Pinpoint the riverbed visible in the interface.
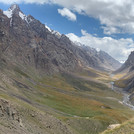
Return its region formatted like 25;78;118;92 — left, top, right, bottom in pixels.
110;81;134;110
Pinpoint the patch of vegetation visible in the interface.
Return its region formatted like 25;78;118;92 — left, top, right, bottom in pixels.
67;118;110;134
114;79;126;88
62;73;109;91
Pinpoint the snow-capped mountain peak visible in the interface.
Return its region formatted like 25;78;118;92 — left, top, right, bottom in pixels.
3;4;21;18
9;4;20;12
3;4;31;25
3;8;13;18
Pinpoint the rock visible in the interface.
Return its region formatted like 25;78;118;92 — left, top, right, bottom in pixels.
19;118;24;127
0;31;5;36
11;111;16;120
17;117;24;127
107;124;120;130
31;113;35;117
0;99;11;118
46;125;51;129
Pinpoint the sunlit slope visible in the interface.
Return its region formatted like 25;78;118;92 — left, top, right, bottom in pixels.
101;118;134;134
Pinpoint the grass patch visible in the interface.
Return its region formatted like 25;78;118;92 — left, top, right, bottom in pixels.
62;73;109;91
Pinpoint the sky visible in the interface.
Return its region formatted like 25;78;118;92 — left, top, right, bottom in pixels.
0;0;134;63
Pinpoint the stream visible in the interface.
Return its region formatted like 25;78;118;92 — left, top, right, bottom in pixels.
110;81;134;110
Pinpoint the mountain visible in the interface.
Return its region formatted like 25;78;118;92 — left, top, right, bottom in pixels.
1;5;78;74
115;51;134;74
0;4;131;134
72;44;121;71
114;51;134;101
0;4;121;75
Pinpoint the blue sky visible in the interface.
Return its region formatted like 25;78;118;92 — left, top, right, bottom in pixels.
0;0;134;62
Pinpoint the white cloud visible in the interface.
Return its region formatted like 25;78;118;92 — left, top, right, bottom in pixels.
66;30;134;62
53;0;134;34
1;0;134;34
0;0;49;4
58;8;76;21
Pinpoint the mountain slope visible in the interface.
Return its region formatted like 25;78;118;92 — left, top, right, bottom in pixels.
74;45;121;71
114;51;134;92
0;4;121;74
115;51;134;74
101;118;134;134
1;5;79;74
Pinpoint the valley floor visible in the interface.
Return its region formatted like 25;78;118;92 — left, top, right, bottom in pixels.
0;67;134;134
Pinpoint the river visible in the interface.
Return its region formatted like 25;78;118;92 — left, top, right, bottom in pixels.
110;81;134;110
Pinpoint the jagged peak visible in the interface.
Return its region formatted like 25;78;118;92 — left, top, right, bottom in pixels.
9;4;20;12
3;4;22;18
3;4;30;25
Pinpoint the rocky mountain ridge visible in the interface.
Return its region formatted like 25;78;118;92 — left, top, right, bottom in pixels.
0;4;121;74
117;51;134;73
114;51;134;95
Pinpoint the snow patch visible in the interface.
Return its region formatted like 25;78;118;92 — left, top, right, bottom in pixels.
19;12;25;20
4;9;30;25
52;30;61;39
45;25;52;32
25;15;34;24
3;9;12;18
45;25;62;39
74;41;83;46
24;17;28;24
10;18;13;27
96;48;100;52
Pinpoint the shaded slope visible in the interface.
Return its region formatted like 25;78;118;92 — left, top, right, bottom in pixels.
114;51;134;93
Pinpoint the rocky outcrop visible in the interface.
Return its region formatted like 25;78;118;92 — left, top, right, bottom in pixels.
107;124;120;130
0;99;23;127
0;98;74;134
